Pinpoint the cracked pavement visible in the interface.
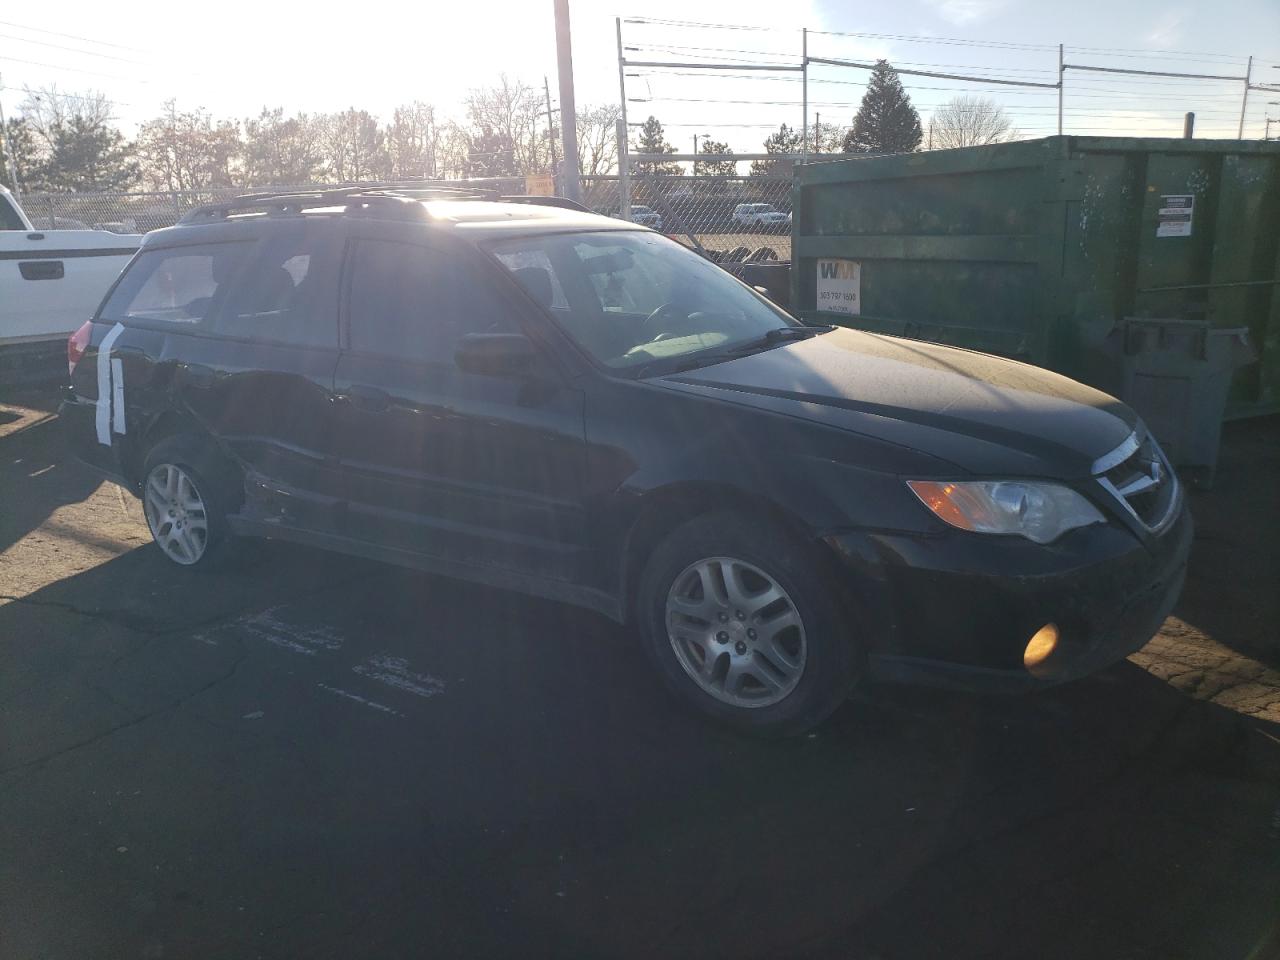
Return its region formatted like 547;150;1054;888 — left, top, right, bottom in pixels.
2;390;1278;960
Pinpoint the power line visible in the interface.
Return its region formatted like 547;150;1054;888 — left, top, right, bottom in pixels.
627;43;799;61
0;31;158;67
0;54;152;84
623;17;778;32
0;83;132;107
0;18;149;53
809;29;1057;52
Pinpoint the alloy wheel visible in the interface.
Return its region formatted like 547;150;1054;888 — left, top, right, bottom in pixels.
665;556;807;708
143;463;209;565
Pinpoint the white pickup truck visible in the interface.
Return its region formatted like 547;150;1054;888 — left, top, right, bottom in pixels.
2;184;141;380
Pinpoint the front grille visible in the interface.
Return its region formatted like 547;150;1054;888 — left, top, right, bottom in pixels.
1094;431;1179;531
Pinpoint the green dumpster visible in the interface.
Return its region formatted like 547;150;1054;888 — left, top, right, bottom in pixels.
791;136;1280;423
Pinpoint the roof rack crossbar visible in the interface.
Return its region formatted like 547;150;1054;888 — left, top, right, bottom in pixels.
178;183;505;224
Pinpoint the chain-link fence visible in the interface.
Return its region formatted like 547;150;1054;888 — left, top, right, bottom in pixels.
588;174;792;263
17;171;793;261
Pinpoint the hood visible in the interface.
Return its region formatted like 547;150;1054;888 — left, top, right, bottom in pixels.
655;328;1136;478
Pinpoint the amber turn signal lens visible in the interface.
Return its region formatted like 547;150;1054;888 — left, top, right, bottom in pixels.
1024;623;1060;671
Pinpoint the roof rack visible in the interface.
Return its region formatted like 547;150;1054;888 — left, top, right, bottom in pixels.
178;183;502;225
500;195;589;213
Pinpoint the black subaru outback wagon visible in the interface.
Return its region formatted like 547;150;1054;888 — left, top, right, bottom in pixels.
64;187;1191;734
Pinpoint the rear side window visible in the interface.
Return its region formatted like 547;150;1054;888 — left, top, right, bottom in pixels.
100;242;251;325
212;226;342;347
347;239;518;362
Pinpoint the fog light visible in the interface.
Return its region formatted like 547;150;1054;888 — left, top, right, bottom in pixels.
1024;623;1059;671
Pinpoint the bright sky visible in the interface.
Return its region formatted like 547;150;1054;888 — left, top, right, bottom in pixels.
1;0;1277;155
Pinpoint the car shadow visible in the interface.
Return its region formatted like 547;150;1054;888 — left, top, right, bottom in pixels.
0;404;108;559
2;538;1277;960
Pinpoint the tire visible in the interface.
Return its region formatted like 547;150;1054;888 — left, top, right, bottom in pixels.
636;512;862;736
140;434;241;570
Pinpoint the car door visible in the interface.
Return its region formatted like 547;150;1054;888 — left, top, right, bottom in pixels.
331;222;589;582
97;221;346;532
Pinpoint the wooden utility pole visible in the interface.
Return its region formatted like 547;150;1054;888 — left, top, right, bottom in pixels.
553;0;581;202
543;76;558;169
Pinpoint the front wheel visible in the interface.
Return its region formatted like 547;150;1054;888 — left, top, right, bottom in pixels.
636;512;862;735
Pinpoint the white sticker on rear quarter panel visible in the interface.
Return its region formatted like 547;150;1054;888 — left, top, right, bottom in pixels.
111;358;126;435
95;322;125;445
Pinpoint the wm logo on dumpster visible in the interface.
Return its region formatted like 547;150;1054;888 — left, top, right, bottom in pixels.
819;261;859;280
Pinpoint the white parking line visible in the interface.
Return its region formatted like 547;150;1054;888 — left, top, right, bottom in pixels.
316;683;404;718
353;654;445;699
237;607;344;656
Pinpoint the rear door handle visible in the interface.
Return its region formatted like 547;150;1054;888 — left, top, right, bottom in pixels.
19;260;64;281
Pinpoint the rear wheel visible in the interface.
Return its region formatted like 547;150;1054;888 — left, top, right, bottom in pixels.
637;512;861;735
141;435;239;569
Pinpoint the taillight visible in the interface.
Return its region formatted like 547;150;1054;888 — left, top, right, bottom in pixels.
68;320;92;378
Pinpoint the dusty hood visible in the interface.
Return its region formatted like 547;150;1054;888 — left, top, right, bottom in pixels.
656;328;1136;478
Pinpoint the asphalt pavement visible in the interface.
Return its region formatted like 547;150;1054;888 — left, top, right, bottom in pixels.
2;389;1278;960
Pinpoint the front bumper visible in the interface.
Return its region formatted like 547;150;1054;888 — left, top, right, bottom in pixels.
824;502;1192;693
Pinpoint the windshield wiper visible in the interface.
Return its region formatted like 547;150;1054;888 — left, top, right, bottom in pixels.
630;325;833;380
722;324;830;357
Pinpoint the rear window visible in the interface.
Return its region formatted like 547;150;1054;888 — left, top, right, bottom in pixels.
100;242;251;326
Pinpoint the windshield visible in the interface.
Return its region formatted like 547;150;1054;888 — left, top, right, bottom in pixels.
488;230;797;374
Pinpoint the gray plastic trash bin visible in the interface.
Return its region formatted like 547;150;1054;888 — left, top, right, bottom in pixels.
1118;317;1256;488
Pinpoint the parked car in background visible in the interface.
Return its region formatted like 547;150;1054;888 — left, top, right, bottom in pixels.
0;184;142;381
733;203;789;229
629;204;663;229
65;188;1190;736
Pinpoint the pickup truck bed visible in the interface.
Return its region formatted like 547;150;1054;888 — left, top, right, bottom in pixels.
1;185;140;384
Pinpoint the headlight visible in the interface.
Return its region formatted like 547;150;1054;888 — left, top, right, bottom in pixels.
907;480;1105;544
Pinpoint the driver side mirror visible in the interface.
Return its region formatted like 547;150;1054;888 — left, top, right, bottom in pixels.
455;332;536;377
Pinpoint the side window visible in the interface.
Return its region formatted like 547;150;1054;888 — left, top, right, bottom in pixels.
99;242;251;326
347;239;518;362
212;225;342;348
0;195;26;230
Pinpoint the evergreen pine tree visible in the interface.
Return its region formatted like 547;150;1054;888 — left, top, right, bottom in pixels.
842;61;923;155
634;116;681;176
750;123;802;177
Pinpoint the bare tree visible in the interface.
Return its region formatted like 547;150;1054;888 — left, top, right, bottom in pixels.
18;85;137;191
136;100;240;191
928;96;1015;150
386;102;439;180
242;107;323;186
435;121;472;180
575;104;621;175
807;119;845;155
319;109;389;182
465;76;549;175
